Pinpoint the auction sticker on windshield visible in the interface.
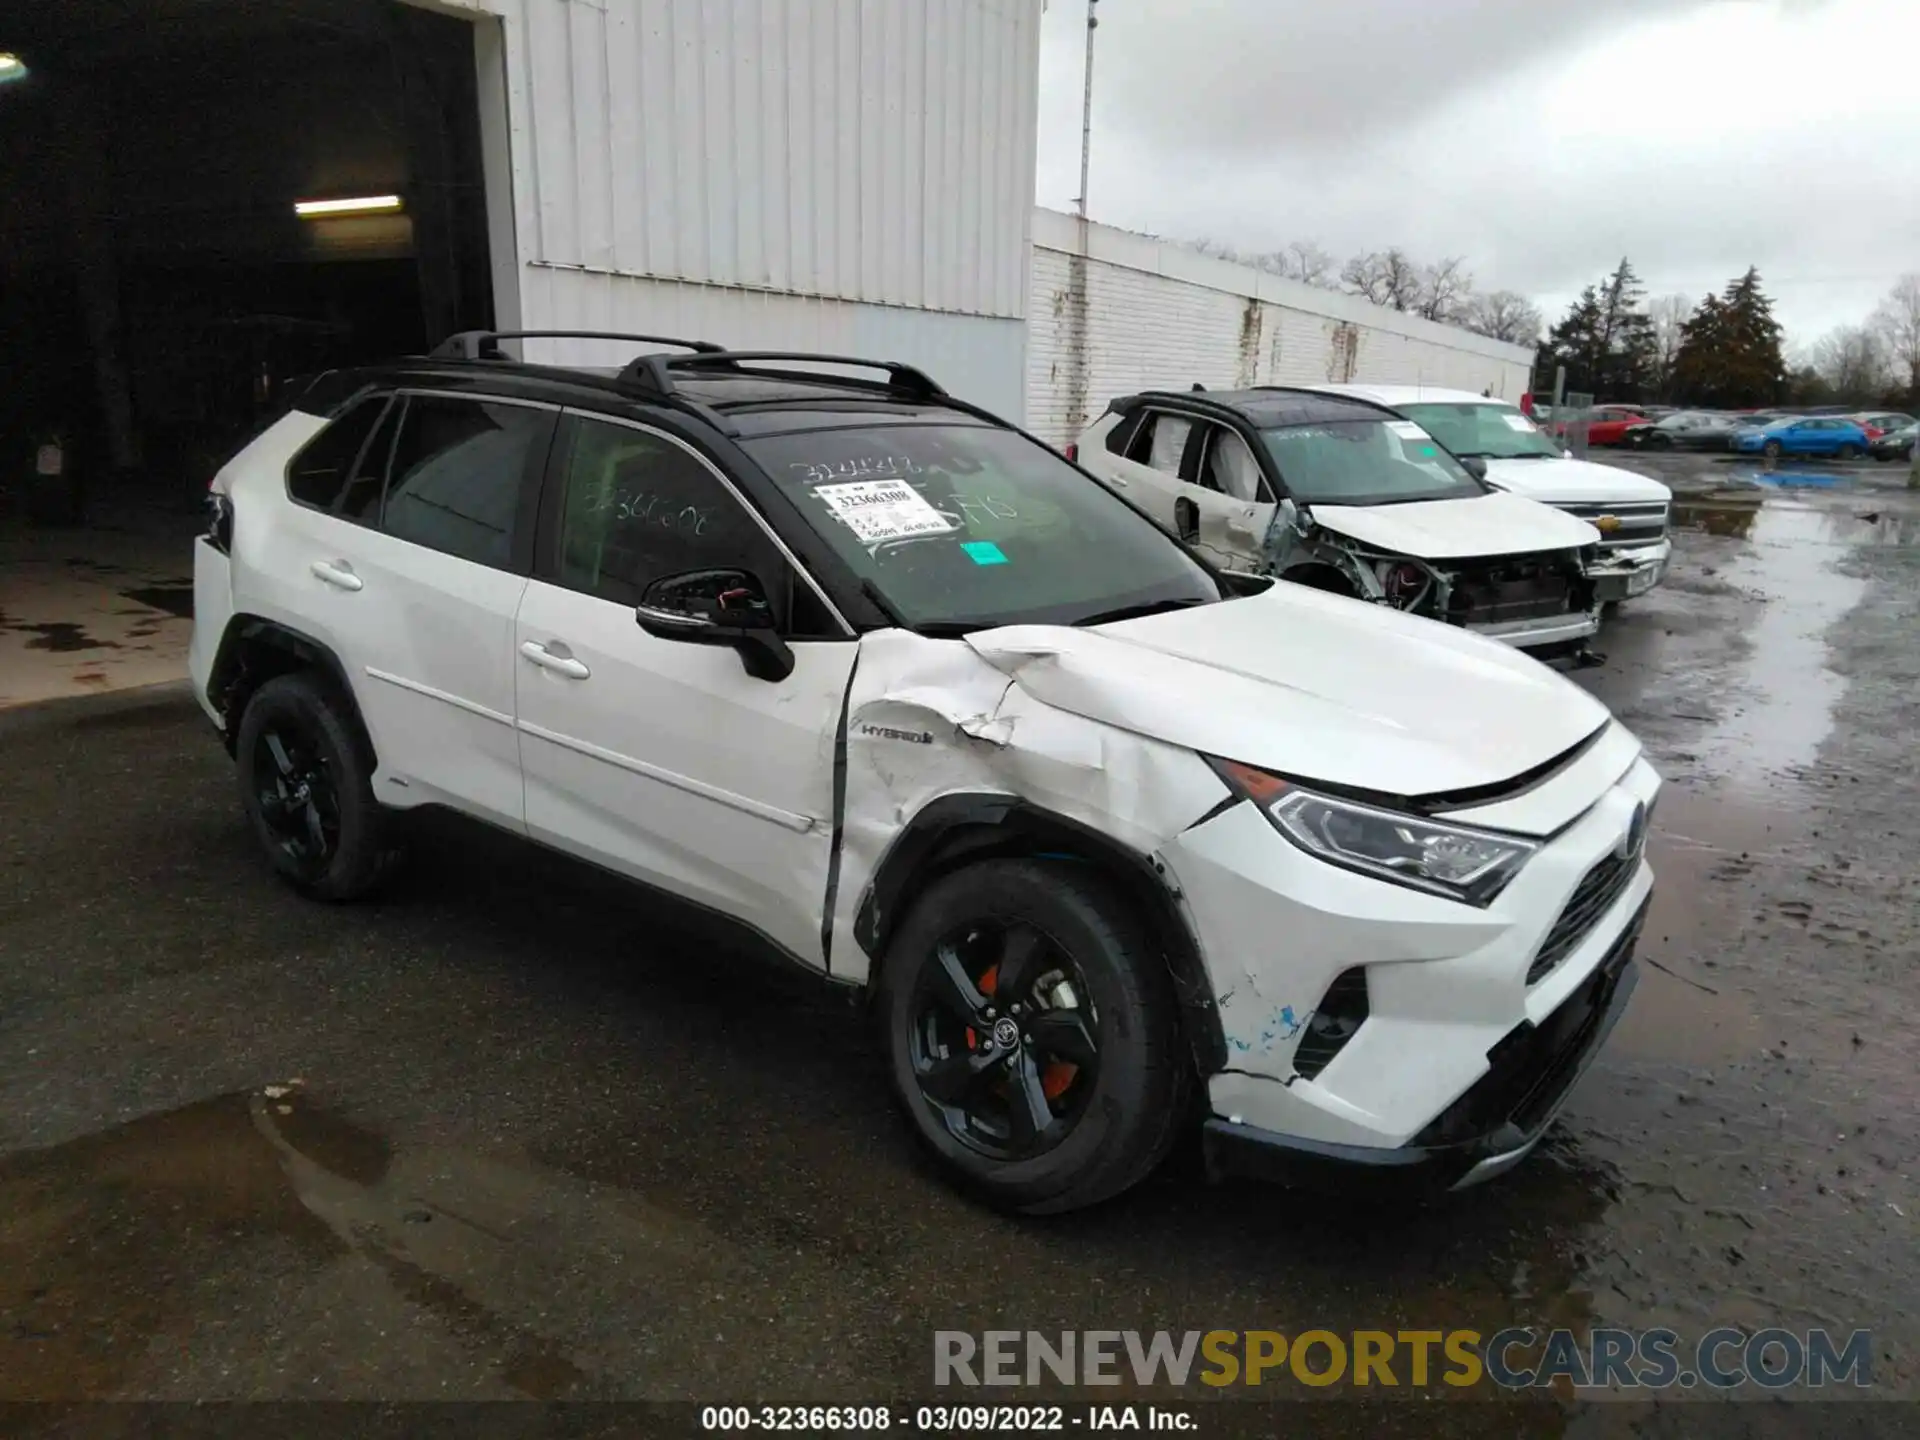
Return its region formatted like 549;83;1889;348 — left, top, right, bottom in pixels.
1387;421;1431;440
814;479;955;543
1502;413;1537;432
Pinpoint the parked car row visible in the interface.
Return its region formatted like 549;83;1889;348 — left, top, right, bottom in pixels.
191;335;1659;1214
1074;384;1672;665
1623;407;1914;457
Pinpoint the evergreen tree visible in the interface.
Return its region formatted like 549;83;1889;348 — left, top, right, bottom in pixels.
1671;269;1787;407
1537;287;1605;396
1593;259;1657;400
1536;260;1657;401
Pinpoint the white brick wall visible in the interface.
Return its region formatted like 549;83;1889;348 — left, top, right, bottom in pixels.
1025;209;1536;448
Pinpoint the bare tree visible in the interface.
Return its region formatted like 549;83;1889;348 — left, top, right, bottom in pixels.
1190;237;1243;264
1282;240;1337;290
1870;273;1920;396
1812;324;1892;401
1341;248;1423;311
1648;294;1691;399
1462;291;1545;346
1416;257;1474;323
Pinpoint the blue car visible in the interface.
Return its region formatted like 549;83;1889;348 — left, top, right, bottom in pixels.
1731;416;1871;460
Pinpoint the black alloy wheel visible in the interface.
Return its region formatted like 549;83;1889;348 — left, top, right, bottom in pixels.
905;919;1101;1161
252;722;340;882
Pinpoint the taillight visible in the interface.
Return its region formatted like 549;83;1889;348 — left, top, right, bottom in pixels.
1064;443;1079;463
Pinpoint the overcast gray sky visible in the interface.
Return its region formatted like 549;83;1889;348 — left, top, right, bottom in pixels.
1034;0;1919;346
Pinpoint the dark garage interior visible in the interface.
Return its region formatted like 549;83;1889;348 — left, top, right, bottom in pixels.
0;0;496;525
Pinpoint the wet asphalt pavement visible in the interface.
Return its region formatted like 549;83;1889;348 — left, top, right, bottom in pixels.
0;453;1915;1435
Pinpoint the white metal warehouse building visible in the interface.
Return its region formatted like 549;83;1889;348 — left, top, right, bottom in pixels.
1024;208;1535;449
454;0;1042;419
2;0;1531;501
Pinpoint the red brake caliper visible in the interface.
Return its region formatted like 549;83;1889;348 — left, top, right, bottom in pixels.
969;963;1077;1099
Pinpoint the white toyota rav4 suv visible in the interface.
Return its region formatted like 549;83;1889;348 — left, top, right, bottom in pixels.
1312;384;1674;606
191;334;1658;1214
1075;388;1610;663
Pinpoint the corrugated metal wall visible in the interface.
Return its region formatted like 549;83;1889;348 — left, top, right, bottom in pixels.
1026;209;1536;448
449;0;1040;417
475;0;1037;318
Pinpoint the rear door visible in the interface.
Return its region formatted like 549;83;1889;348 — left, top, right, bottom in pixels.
343;391;556;829
1092;407;1196;537
511;411;858;969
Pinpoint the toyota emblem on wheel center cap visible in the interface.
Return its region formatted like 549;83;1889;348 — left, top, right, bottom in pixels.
992;1017;1020;1049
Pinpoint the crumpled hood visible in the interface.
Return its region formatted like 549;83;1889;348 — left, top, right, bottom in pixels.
1309;490;1600;559
963;583;1611;804
1485;456;1673;506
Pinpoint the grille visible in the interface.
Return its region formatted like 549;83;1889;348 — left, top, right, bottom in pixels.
1445;555;1578;626
1528;845;1640;985
1416;898;1647;1148
1553;501;1670;550
1292;968;1369;1080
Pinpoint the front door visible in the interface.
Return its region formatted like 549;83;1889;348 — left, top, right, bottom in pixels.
513;412;858;969
1185;422;1276;571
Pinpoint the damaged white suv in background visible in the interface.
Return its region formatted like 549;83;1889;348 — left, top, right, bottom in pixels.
1075;387;1609;664
1313;384;1674;607
191;336;1658;1215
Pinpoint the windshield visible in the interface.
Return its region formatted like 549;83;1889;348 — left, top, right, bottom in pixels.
1258;417;1489;505
1393;402;1561;461
743;423;1220;633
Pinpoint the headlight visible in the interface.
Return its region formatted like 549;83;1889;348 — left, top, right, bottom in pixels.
1209;759;1539;907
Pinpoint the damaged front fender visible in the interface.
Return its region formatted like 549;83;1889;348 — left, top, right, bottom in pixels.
828;630;1237;1073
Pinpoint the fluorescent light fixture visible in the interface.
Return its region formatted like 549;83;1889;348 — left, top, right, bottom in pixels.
294;194;403;218
0;52;27;84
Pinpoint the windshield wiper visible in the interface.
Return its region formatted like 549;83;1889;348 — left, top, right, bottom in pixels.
1073;597;1211;628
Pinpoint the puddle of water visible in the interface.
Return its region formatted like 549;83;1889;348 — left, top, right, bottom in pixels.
1670;491;1763;539
10;622;120;654
1687;499;1869;786
0;1094;343;1401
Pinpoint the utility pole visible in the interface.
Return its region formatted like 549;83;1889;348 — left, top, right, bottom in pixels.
1075;0;1099;219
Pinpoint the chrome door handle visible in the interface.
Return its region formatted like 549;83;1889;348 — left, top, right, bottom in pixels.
520;640;590;680
311;559;363;591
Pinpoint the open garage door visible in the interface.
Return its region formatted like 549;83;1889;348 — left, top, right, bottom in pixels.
0;0;499;522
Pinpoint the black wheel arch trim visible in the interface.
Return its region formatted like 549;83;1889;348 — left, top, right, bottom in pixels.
856;792;1229;1076
206;616;372;763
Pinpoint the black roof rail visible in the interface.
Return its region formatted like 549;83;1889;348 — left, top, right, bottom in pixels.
616;350;949;402
429;330;726;361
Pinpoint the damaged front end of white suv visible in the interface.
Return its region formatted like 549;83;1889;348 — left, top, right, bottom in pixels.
1259;493;1606;664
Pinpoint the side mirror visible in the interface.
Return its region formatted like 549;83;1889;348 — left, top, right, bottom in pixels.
1174;497;1200;543
636;568;795;683
1459;455;1489;481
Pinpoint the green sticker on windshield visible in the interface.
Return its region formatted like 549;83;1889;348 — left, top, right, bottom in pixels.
961;540;1009;566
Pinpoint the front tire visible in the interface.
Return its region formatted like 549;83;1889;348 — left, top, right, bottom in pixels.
874;859;1191;1214
235;672;392;901
1837;443;1861;460
1762;439;1783;459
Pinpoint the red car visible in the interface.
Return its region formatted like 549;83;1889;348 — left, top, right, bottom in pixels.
1563;405;1651;447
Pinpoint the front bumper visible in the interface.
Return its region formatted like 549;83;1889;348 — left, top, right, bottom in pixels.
1159;733;1659;1183
1202;899;1644;1196
1466;609;1601;650
1588;538;1671;603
